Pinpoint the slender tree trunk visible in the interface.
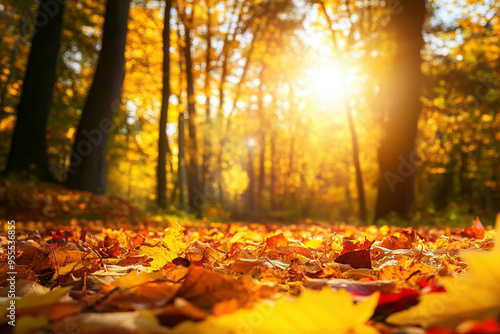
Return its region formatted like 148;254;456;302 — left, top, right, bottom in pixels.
270;130;277;211
319;0;369;222
126;124;133;198
346;103;367;222
174;18;187;207
216;146;225;206
215;0;241;120
216;25;260;207
284;131;295;208
157;0;172;209
257;67;266;213
375;0;426;220
182;11;203;217
177;107;188;206
245;147;256;219
201;1;212;199
343;158;354;217
67;0;130;193
5;0;65;179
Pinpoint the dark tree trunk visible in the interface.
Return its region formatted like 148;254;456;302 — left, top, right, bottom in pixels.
257;67;266;213
157;0;172;209
343;158;354;218
67;0;130;193
245;147;256;219
5;0;65;179
286;135;295;200
201;1;212;198
374;0;426;220
177;107;188;206
346;104;367;222
182;12;203;217
173;18;187;207
270;131;277;211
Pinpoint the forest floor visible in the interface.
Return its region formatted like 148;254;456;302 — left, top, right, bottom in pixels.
1;179;499;334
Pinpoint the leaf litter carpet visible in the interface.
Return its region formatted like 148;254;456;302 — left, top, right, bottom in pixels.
1;217;500;334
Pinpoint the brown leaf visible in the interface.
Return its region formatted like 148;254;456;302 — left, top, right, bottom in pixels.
335;249;372;269
175;266;252;312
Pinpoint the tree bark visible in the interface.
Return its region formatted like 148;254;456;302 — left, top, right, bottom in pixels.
157;0;172;209
257;67;266;213
201;1;212;200
67;0;130;193
216;24;260;206
5;0;65;179
270;130;277;211
245;146;256;219
318;0;369;222
374;0;426;220
173;17;187;207
346;103;367;222
181;10;203;218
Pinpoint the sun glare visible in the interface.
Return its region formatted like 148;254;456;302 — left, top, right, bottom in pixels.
310;64;348;105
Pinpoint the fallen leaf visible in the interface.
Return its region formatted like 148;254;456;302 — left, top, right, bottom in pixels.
387;222;500;328
305;278;394;295
335;248;372;269
171;288;379;334
52;310;170;334
111;270;165;289
264;233;289;251
16;315;49;334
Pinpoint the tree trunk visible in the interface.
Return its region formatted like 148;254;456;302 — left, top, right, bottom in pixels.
256;67;266;213
270;130;277;211
346;103;367;222
374;0;426;220
157;0;172;209
67;0;130;193
201;1;212;200
216;25;260;206
177;106;188;207
182;11;203;218
245;147;256;219
5;0;65;179
318;0;369;222
173;18;187;207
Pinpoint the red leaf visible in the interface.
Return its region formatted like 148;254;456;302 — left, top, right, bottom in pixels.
462;217;485;239
264;233;289;251
375;289;420;317
466;318;500;334
334;249;372;269
340;238;373;255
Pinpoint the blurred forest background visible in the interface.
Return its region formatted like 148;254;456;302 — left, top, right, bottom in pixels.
0;0;498;225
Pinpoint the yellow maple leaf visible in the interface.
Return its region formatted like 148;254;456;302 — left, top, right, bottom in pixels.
304;237;323;249
140;246;177;271
387;220;500;328
171;289;379;334
163;222;188;256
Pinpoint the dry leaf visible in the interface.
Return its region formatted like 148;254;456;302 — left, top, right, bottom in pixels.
387;222;500;327
171;288;379;334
